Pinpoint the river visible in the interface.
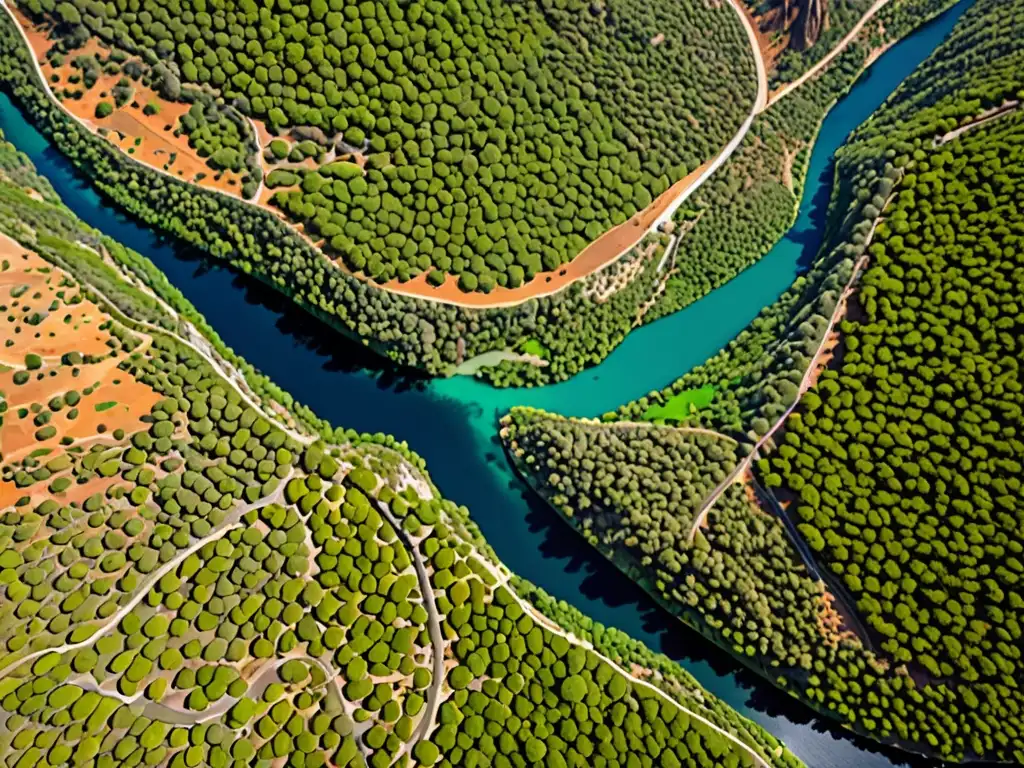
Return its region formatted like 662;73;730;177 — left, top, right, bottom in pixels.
0;2;978;765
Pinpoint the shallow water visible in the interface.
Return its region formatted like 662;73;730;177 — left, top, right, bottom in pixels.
0;3;979;764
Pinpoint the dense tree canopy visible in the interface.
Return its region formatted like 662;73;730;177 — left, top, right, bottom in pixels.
502;0;1024;761
0;126;802;768
18;0;755;290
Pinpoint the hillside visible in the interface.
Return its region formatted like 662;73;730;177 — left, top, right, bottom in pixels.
0;134;804;768
501;0;1024;760
10;0;755;293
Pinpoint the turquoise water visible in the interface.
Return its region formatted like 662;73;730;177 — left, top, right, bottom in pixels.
0;3;976;764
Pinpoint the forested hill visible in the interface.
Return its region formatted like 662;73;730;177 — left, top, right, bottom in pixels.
502;0;1024;761
0;133;805;768
13;0;755;292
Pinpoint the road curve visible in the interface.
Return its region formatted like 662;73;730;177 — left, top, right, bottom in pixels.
0;0;768;312
651;0;768;231
355;0;770;309
765;0;894;110
0;521;236;680
367;494;446;754
685;256;871;542
686;192;896;542
0;475;292;681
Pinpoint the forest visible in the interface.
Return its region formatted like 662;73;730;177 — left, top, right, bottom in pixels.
1;0;975;387
480;0;967;387
502;0;1024;761
0;131;802;767
15;0;755;292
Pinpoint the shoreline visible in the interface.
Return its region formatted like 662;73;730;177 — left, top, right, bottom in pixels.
4;0;762;310
497;426;993;765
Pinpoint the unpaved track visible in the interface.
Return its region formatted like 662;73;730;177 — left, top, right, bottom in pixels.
367;494;445;755
0;0;768;311
470;548;773;767
0;479;290;681
935;100;1019;145
362;0;769;309
765;0;894;110
686;191;897;542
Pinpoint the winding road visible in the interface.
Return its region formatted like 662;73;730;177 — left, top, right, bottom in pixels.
765;0;894;110
0;477;291;682
0;0;769;311
366;493;446;755
686;181;899;543
651;0;767;230
2;0;898;315
686;253;869;543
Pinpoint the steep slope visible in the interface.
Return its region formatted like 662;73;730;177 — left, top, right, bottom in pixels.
502;0;1024;760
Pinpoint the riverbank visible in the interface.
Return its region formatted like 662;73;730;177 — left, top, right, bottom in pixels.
0;1;978;764
4;0;762;309
0;144;799;767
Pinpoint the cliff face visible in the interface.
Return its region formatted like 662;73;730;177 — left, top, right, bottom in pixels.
790;0;829;51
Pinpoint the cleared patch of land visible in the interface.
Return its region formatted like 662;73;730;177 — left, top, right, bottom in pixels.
19;12;248;198
0;246;110;365
0;232;161;496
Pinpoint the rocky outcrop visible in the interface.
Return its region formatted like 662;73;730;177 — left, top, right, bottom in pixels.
790;0;829;51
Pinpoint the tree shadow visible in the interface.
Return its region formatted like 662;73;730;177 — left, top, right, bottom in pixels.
790;155;839;272
486;428;1003;768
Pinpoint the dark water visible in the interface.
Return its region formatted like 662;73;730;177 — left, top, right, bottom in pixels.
0;3;979;764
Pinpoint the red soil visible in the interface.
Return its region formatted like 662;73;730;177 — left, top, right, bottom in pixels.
18;12;247;198
0;246;111;365
366;159;712;307
0;234;161;478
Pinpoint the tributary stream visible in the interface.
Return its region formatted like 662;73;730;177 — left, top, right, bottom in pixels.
0;2;981;764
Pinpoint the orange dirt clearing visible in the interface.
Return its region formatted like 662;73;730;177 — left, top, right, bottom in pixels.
18;12;247;198
0;235;112;366
0;235;161;473
12;10;722;309
1;337;161;464
0;470;121;509
365;159;713;308
805;330;840;391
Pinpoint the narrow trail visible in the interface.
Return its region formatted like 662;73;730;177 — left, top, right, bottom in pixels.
765;0;894;110
0;477;290;681
686;199;894;543
245;116;265;202
469;542;773;768
686;255;868;542
559;415;739;446
65;257;316;446
603;419;739;444
934;100;1019;145
746;472;875;647
367;493;446;757
0;0;769;312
